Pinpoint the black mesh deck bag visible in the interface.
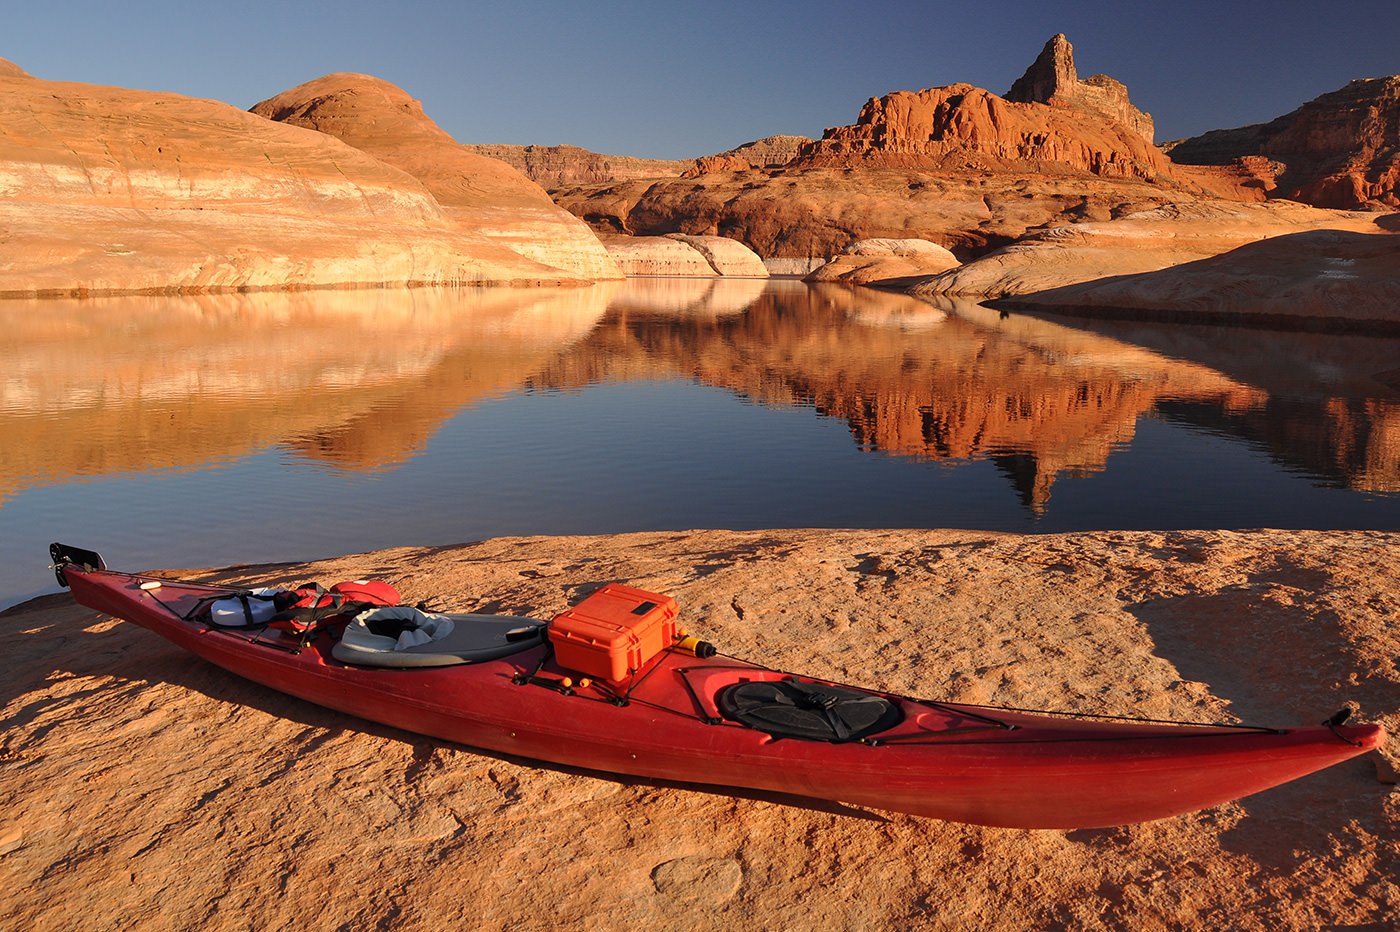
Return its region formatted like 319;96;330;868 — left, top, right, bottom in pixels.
717;677;902;742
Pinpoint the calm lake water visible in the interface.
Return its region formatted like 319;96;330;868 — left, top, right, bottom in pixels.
5;278;1399;609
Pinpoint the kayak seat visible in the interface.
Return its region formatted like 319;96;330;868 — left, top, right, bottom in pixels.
332;606;547;668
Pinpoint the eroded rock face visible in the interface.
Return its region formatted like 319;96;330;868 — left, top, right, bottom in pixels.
598;234;768;277
664;234;769;276
602;235;717;276
0;69;575;295
791;35;1169;182
1165;77;1400;209
464;142;690;187
251;74;620;280
683;135;813;177
1005;33;1155;142
793;81;1172;181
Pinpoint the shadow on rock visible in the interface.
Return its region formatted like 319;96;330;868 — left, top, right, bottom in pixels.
1126;582;1397;871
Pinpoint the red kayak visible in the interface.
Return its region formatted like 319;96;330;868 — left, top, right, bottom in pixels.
51;543;1385;829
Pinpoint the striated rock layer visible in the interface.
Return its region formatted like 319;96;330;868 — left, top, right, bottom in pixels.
464;143;690;187
0;62;580;296
251;74;621;280
598;234;768;277
683;135;813;177
1165;76;1400;209
3;528;1396;928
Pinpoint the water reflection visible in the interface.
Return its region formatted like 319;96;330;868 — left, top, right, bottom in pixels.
4;279;1398;523
0;284;617;502
532;284;1269;512
1012;311;1400;494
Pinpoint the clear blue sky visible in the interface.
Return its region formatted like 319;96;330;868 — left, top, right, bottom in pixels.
6;1;1397;159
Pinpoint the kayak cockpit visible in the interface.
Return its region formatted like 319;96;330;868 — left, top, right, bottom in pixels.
331;606;547;668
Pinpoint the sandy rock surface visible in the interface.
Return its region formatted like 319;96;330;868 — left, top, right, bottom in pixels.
4;528;1396;929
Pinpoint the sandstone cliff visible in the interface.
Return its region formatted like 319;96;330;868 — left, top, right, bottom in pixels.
683;135;813;176
5;527;1396;928
1165;76;1400;209
1005;33;1155;143
0;66;581;295
464;143;690;187
251;74;621;280
554;35;1226;261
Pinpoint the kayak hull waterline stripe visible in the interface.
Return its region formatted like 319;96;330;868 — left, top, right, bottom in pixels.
57;559;1385;829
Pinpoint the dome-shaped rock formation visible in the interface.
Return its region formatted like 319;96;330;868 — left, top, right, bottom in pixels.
252;74;621;280
0;68;574;296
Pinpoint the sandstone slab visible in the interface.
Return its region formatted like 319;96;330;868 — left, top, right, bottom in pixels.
806;238;960;286
914;201;1400;327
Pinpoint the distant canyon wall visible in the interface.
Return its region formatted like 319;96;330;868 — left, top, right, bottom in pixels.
464;144;690;188
1164;76;1400;210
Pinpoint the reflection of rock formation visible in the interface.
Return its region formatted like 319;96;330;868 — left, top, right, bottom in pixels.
1158;398;1400;494
607;278;769;318
0;286;614;502
533;286;1265;513
1020;313;1400;494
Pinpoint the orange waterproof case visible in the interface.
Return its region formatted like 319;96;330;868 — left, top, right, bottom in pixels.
549;584;680;682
